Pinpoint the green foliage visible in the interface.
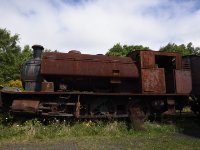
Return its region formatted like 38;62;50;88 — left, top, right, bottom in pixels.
0;28;32;83
106;43;150;56
20;45;32;62
159;42;200;56
44;48;57;53
107;42;200;57
0;28;57;84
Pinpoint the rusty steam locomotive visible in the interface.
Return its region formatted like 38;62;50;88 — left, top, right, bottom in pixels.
0;45;199;120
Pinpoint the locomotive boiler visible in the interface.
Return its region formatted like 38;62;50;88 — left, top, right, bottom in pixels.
0;45;193;120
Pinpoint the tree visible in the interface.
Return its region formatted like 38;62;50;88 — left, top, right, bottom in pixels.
0;28;32;83
186;42;200;55
159;42;200;56
106;43;150;56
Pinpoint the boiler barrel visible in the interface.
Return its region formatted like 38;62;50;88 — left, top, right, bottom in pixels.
41;52;139;78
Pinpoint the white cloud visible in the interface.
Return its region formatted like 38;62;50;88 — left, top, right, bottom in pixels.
0;0;200;54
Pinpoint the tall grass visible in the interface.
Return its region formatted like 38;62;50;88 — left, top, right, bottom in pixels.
1;116;200;150
0;116;179;144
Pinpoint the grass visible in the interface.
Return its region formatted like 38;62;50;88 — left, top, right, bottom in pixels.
0;116;200;150
0;118;176;141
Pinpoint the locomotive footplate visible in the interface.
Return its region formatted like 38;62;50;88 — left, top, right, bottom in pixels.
1;90;191;96
1;91;190;119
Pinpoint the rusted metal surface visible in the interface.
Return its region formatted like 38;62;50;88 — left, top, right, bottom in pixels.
175;70;192;94
141;68;166;93
11;100;39;113
1;90;190;96
41;82;54;92
128;50;182;69
41;52;139;78
164;99;175;114
75;95;80;118
183;56;200;95
167;99;175;105
129;50;184;94
140;51;155;68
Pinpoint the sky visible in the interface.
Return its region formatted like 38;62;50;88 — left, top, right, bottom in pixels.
0;0;200;54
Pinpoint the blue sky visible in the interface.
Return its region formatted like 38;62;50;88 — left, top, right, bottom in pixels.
0;0;200;54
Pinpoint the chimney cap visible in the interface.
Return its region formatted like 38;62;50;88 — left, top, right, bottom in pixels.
32;45;44;50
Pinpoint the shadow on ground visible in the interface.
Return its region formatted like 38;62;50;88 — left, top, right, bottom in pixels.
163;114;200;138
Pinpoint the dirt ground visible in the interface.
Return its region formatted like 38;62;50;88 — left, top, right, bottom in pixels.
1;132;200;150
0;141;79;150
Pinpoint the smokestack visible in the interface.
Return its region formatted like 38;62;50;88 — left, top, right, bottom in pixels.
32;45;44;60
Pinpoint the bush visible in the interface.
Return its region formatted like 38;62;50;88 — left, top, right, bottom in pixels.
1;79;23;89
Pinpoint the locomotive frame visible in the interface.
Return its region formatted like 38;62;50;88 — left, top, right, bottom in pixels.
0;45;195;122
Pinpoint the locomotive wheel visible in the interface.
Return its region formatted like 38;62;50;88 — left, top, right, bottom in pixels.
90;100;117;117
